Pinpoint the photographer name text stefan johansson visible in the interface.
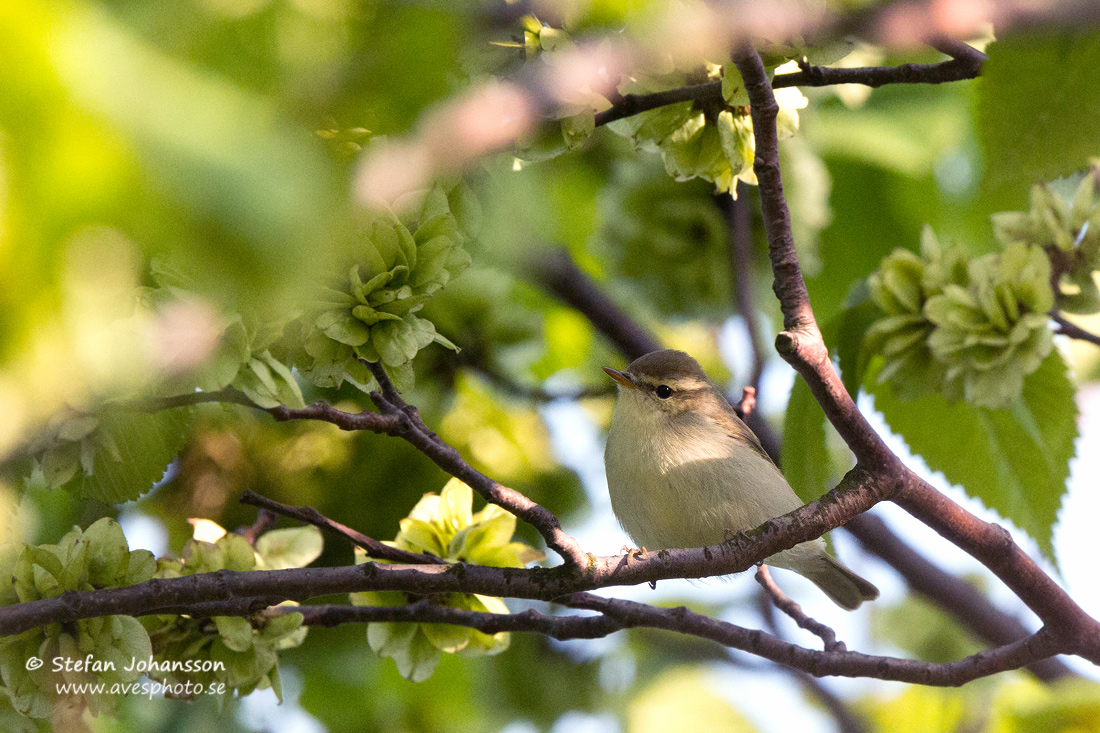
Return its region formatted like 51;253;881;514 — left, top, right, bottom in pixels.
48;655;225;674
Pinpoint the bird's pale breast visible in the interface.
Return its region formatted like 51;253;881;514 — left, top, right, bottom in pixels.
606;399;801;551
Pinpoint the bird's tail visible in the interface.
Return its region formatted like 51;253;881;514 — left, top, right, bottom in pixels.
801;554;880;611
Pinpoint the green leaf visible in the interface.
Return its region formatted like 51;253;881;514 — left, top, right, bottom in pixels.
41;441;81;488
397;626;441;682
66;408;192;503
420;617;473;654
561;111;595;151
82;518;129;587
316;309;371;347
106;615;154;680
214;616;255;653
367;621;442;682
255;526;323;570
979;32;1100;209
57;415;99;442
866;350;1077;563
781;378;831;504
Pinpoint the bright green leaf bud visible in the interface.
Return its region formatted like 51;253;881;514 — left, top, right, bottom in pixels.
351;478;543;681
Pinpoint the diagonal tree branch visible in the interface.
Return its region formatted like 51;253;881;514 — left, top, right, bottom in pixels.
533;249;662;358
562;592;1065;686
526;242;1083;681
359;360;588;568
0;465;897;639
1052;312;1100;347
845;513;1073;681
239;490;439;565
732;41;1100;665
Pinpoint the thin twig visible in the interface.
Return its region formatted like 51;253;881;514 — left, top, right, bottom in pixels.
361;359;589;568
720;183;768;394
755;587;867;733
594;44;984;129
755;564;846;652
464;363;616;402
1052;312;1100;347
239;490;439;565
737;386;758;418
237;509;278;546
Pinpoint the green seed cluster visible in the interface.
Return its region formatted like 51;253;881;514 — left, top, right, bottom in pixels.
0;519;156;721
141;524;320;700
991;167;1100;314
866;227;1054;408
292;183;477;392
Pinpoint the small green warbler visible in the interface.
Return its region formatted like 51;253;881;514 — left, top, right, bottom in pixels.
603;349;878;610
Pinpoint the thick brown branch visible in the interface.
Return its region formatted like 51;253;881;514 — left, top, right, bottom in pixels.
845;513;1074;682
733;38;1100;670
278;595;1060;687
563;593;1065;686
734;46;900;473
0;465;894;637
894;478;1100;664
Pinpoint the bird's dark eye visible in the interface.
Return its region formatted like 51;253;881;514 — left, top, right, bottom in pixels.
656;385;673;399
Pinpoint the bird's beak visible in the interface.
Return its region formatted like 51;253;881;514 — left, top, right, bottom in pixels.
602;367;638;390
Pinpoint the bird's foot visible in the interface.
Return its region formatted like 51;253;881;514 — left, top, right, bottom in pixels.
620;545;648;560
